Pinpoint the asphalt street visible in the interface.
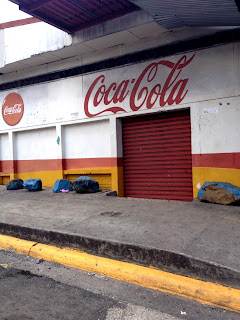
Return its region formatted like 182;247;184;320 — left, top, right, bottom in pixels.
0;249;239;320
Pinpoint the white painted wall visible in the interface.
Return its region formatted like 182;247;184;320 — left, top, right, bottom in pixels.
82;43;235;117
0;133;10;160
0;76;83;129
0;43;239;131
63;120;111;159
14;127;57;160
0;42;239;159
191;96;240;154
234;42;240;96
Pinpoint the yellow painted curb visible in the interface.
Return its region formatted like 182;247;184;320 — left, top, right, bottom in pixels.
0;234;240;313
0;234;37;255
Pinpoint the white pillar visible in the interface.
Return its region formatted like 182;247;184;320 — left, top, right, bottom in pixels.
109;117;124;196
8;131;15;179
110;117;123;159
56;124;64;179
56;124;63;160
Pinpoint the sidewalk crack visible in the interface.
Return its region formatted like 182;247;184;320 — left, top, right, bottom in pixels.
28;242;38;256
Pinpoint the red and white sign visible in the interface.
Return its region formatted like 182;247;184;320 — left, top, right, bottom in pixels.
2;92;24;126
84;54;195;117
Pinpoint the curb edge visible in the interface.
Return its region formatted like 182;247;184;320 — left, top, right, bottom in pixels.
0;233;240;314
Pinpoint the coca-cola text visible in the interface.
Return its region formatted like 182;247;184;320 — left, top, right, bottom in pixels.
84;54;195;117
4;104;22;115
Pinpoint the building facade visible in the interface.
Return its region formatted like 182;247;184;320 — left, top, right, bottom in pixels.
0;9;239;201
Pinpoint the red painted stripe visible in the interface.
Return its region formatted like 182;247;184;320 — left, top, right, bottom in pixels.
0;17;40;30
0;160;12;173
1;154;238;174
0;158;123;174
192;153;240;169
13;159;62;173
63;158;122;170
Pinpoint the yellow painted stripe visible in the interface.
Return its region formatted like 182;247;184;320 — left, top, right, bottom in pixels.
16;168;115;190
16;170;63;188
63;168;112;175
111;166;124;197
0;234;240;313
192;167;240;198
15;167;122;194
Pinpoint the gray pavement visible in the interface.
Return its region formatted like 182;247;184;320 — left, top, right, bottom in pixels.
0;185;240;286
2;250;239;320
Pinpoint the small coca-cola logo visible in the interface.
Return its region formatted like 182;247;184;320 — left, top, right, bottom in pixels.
84;54;195;117
2;93;24;126
4;104;22;115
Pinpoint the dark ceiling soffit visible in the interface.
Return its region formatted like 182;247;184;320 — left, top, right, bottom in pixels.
0;28;240;92
235;0;240;11
21;0;98;19
15;0;140;33
19;6;139;34
67;0;98;18
71;7;139;33
20;6;72;33
20;0;56;12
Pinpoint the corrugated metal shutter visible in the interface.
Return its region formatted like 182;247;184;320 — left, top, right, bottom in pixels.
122;109;193;201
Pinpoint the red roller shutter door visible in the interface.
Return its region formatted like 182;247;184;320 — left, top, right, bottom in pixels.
122;110;193;201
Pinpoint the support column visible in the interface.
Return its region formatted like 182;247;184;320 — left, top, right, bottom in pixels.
8;131;15;180
110;117;124;197
56;124;64;180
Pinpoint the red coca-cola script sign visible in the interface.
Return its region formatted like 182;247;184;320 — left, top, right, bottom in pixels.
2;92;24;126
84;54;195;117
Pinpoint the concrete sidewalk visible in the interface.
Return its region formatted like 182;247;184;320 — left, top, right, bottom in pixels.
0;185;240;288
